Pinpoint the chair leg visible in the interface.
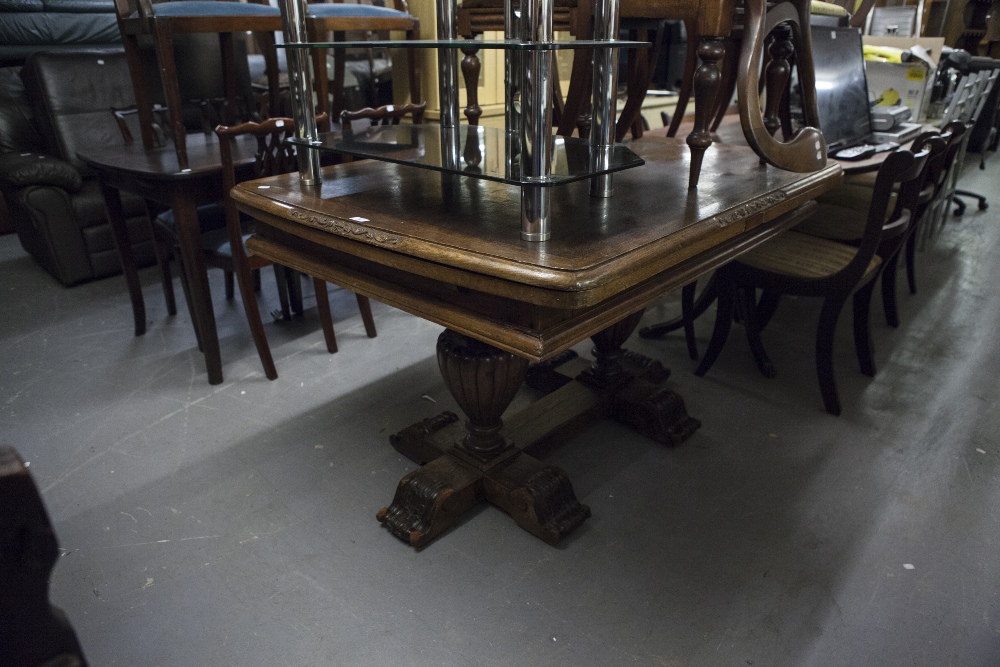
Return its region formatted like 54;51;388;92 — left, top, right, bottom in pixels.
356;294;377;338
694;276;736;377
854;281;877;377
905;225;918;295
313;278;338;354
273;264;292;320
880;251;902;328
236;262;278;380
288;270;304;315
737;285;776;378
174;248;204;352
667;19;697;138
681;281;698;360
816;295;848;416
638;275;719;342
151;231;177;316
224;270;235;300
756;290;781;330
688;37;726;188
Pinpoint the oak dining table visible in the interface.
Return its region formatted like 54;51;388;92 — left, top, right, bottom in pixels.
231;133;843;548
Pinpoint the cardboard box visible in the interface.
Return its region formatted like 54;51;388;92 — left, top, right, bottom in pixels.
862;36;945;122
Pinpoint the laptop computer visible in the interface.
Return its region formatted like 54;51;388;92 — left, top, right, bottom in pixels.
810;26;913;160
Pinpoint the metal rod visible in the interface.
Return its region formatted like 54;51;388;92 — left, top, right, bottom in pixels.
518;0;553;241
437;0;460;128
589;0;619;198
278;0;321;185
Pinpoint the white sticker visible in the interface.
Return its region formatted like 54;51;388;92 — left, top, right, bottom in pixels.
903;563;915;570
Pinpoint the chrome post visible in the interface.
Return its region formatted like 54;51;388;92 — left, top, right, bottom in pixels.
278;0;321;185
437;0;460;129
589;0;619;198
519;0;553;241
504;0;521;180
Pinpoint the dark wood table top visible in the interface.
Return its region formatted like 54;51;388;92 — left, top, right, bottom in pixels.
77;132;257;181
234;135;842;361
235;135;842;304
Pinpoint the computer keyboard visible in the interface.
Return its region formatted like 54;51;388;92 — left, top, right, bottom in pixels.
830;142;901;161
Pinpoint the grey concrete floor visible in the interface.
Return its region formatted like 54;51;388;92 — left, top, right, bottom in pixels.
2;161;1000;667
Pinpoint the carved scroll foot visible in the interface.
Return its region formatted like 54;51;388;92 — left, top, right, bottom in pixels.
485;455;591;545
376;455;482;547
612;382;702;447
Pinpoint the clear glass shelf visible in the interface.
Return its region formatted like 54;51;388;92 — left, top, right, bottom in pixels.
289;124;644;186
278;38;649;50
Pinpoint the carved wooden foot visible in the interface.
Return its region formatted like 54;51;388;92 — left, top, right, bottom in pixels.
688;37;725;189
377;455;482;547
484;455;590;545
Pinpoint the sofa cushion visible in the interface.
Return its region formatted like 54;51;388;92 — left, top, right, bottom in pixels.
43;0;116;11
0;0;45;10
0;13;121;47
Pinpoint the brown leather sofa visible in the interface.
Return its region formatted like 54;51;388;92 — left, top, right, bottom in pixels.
0;49;156;286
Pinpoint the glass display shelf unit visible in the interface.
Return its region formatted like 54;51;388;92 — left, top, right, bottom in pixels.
277;38;649;50
288;124;644;186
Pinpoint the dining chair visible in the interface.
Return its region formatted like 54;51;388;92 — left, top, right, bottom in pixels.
214;116;378;379
111;0;284;170
794;132;948;329
306;0;423;121
693;146;930;415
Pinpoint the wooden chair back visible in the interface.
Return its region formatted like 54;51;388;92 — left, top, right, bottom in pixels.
340;101;427;128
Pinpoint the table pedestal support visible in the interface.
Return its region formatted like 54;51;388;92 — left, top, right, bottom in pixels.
377;311;701;547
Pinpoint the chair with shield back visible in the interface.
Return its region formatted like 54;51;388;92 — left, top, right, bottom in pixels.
215;116;378;380
693;145;930;415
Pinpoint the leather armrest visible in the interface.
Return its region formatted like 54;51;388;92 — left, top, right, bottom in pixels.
0;152;82;192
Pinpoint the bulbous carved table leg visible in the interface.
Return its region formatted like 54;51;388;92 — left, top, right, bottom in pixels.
380;316;700;548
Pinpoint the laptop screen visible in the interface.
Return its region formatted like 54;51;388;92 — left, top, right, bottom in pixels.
810;26;874;150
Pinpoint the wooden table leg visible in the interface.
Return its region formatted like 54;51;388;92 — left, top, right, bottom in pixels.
100;181;146;337
171;194;223;385
379;311;701;548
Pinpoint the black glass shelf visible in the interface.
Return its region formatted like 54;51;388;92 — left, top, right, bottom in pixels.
289;124;644;186
278;38;649;50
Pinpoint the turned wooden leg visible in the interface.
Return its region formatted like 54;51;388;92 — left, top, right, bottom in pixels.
461;46;482;125
687;37;725;189
763;28;793;142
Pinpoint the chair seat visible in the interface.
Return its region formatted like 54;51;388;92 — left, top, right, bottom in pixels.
737;230;882;280
810;1;850;16
143;1;281;17
307;3;413;19
156;202;227;235
795;201;867;241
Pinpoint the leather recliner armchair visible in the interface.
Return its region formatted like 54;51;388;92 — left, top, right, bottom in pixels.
0;48;155;286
